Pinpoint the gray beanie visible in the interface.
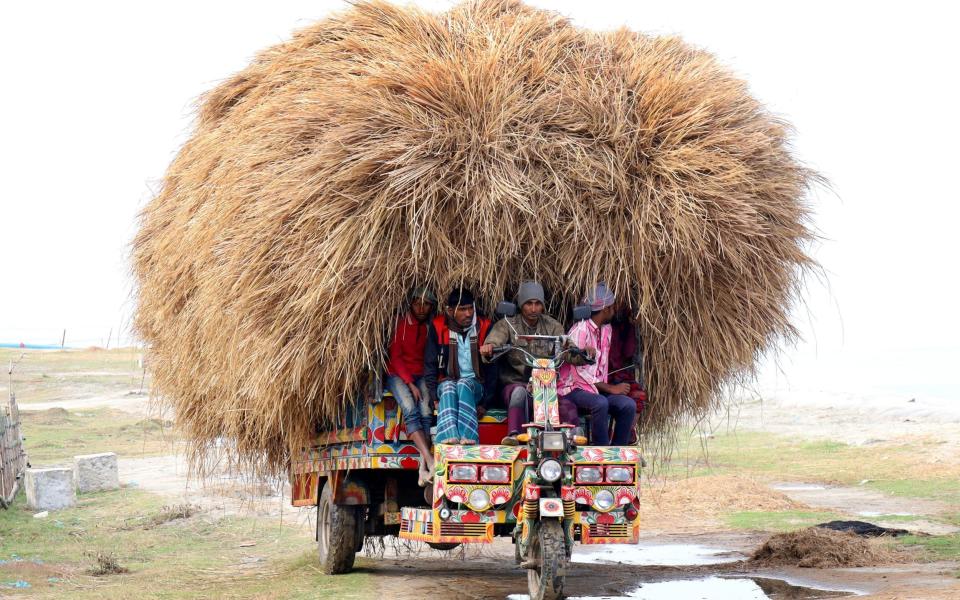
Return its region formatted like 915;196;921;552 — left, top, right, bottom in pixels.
516;281;545;306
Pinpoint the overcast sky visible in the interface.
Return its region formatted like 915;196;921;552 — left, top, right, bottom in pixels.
2;1;957;400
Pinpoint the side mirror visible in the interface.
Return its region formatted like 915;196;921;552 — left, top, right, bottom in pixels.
572;304;592;321
496;301;517;317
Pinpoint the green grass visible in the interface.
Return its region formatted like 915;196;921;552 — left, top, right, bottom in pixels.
20;408;173;465
0;488;372;599
897;534;960;562
725;510;844;532
866;479;960;505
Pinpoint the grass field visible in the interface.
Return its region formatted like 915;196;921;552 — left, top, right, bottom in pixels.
1;348;148;404
19;408;172;465
0;488;372;598
670;429;960;505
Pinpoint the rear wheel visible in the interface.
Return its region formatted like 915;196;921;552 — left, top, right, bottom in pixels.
317;482;359;574
526;519;566;600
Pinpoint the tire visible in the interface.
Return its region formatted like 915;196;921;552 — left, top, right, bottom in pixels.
526;519;566;600
317;482;359;574
354;506;366;553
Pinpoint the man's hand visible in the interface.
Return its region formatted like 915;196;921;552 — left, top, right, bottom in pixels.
597;381;631;396
479;343;494;357
408;381;422;402
476;405;486;419
585;346;597;359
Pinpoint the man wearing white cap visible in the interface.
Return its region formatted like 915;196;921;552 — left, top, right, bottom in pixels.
557;284;636;445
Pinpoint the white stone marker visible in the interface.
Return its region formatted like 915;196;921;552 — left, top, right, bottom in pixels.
73;452;120;493
25;468;76;511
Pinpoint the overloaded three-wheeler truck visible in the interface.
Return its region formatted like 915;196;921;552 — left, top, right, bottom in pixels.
291;304;643;600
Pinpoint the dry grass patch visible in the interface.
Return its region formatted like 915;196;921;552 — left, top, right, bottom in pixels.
641;475;807;529
86;551;129;576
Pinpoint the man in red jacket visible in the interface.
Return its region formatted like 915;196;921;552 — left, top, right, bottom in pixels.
385;287;436;485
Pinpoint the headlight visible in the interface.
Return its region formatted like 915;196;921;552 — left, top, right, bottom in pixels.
575;466;602;484
541;431;565;451
480;465;510;483
538;459;562;482
449;464;478;482
468;488;490;511
606;466;633;483
595;489;615;511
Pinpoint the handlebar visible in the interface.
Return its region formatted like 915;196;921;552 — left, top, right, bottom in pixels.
487;342;595;366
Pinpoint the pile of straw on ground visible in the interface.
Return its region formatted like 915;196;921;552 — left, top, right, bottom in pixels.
132;0;817;474
750;528;894;568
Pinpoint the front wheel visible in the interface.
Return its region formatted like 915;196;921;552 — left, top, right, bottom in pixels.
526;519;566;600
317;482;359;574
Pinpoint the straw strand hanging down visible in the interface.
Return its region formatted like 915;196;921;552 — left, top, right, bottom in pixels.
132;0;818;477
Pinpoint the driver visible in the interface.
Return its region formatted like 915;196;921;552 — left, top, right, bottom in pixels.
480;281;580;445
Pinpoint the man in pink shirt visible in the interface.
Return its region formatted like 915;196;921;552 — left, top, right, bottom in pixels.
558;284;637;445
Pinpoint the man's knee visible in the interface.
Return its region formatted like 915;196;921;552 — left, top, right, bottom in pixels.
508;387;528;408
583;394;608;415
610;394;636;417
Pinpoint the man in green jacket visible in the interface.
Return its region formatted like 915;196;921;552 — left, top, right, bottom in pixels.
480;281;579;444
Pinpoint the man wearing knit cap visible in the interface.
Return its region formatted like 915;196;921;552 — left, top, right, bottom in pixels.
424;287;496;445
480;281;580;445
557;283;637;445
385;286;437;485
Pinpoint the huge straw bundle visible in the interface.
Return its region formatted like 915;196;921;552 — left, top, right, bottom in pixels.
133;0;816;474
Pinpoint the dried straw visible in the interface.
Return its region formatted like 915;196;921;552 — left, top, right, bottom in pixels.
751;528;894;568
132;0;818;475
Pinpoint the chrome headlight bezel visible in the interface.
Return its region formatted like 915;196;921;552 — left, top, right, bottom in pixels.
605;466;633;483
594;489;615;511
575;466;603;484
449;464;478;482
468;488;490;511
538;458;563;482
480;465;510;483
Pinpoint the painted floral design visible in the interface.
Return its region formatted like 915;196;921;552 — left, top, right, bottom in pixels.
443;445;466;460
479;446;503;460
490;487;511;505
573;487;594;505
582;448;605;462
446;485;467;503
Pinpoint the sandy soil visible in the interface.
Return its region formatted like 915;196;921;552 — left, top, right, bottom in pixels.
18;389;151;414
731;389;960;446
118;454;315;532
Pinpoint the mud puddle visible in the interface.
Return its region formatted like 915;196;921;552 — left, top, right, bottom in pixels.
509;575;854;599
572;543;745;566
